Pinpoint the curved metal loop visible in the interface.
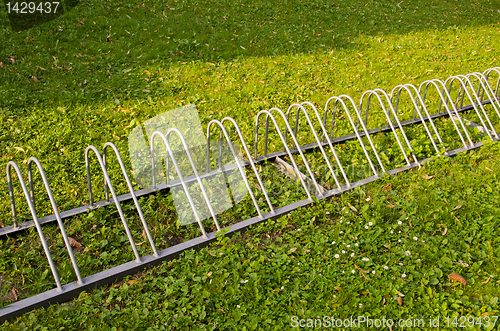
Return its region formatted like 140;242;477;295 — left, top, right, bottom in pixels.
359;89;415;167
300;101;350;188
445;75;498;140
253;113;272;158
466;72;500;122
285;102;343;190
390;84;442;153
85;145;141;263
102;143;159;257
26;157;84;285
269;106;325;196
483;67;500;99
150;129;220;237
221;117;275;214
324;95;381;177
6;161;63;291
206;119;264;218
419;79;472;148
322;98;341;141
254;109;313;201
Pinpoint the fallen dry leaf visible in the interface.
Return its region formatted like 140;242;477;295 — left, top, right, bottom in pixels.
397;296;403;306
485;167;493;172
207;271;212;277
289;247;297;253
218;308;226;314
442;227;448;236
31;76;39;83
354;264;369;273
68;237;82;248
423;174;434;180
448;273;467;285
12;288;18;301
334;286;342;291
482;275;492;285
453;205;462;210
9;56;15;64
126;279;140;285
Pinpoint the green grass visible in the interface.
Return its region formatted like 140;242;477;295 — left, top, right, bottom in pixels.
3;142;500;330
1;0;500;328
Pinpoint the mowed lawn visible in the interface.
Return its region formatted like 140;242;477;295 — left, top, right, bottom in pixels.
1;0;500;329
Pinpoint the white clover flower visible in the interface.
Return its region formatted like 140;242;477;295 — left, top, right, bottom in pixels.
237;305;241;308
365;226;369;229
240;280;248;283
340;220;342;223
398;221;402;225
405;217;409;220
402;273;407;278
372;270;376;274
342;250;346;254
281;286;284;290
399;263;403;266
369;222;373;226
326;211;330;215
220;252;223;255
384;266;389;270
417;259;421;262
413;236;418;241
398;239;401;243
335;254;340;259
362;257;370;262
351;253;355;257
342;270;345;274
332;241;336;245
422;240;425;243
343;242;346;245
355;243;359;247
352;270;355;274
347;221;350;224
347;245;351;248
366;197;370;201
405;251;411;257
390;230;394;234
359;303;363;308
340;231;344;234
297;229;301;231
398;231;401;233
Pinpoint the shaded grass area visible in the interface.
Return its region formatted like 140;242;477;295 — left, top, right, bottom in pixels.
2;140;500;330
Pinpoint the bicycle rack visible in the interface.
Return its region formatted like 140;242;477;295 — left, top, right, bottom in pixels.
1;67;499;321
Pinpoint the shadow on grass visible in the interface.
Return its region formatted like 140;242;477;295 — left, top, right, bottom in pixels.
0;0;499;110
